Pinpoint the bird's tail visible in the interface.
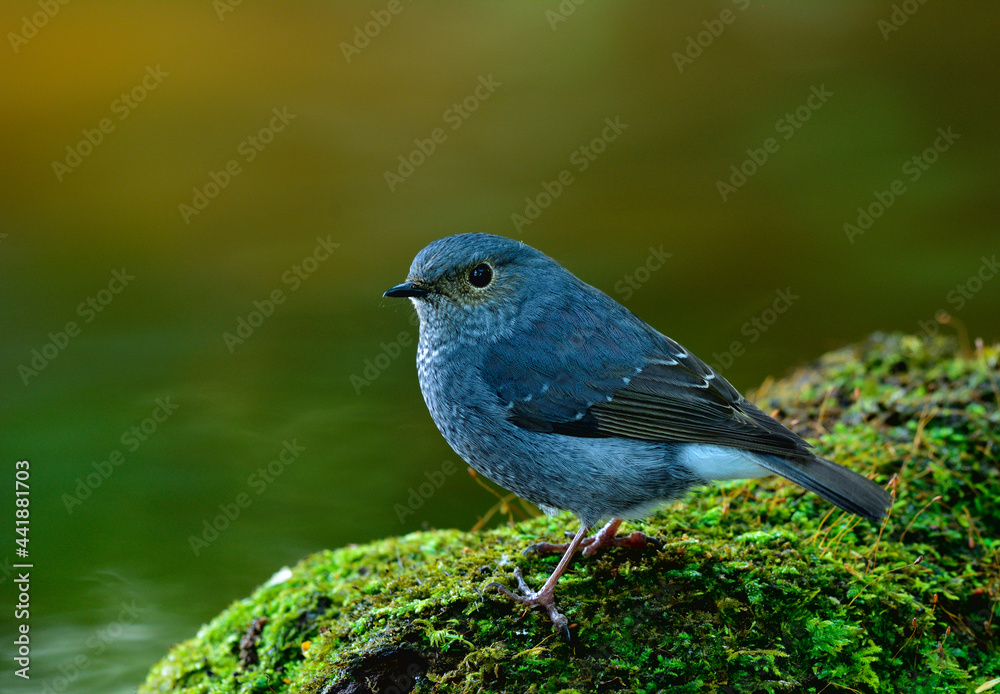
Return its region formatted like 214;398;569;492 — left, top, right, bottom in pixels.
754;454;892;521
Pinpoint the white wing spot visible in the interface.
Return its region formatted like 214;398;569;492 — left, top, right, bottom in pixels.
539;383;550;394
573;411;586;421
522;394;533;403
649;358;678;366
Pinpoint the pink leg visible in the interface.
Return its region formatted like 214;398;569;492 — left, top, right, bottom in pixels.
527;517;662;559
486;519;662;637
486;523;590;638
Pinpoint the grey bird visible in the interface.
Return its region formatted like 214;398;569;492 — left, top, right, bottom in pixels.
384;233;892;635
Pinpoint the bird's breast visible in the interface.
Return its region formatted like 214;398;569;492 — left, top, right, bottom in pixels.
415;333;508;455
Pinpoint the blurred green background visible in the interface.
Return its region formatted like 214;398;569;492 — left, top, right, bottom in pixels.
0;1;997;690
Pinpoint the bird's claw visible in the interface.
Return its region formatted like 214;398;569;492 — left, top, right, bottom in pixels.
490;522;659;641
608;530;664;554
485;567;571;639
523;540;566;556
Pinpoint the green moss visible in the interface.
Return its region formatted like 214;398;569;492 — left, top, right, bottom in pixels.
140;333;1000;693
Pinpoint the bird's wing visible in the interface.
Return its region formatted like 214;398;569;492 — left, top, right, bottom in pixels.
481;302;811;459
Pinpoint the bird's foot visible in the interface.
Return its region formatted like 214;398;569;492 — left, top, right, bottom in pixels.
485;567;570;639
526;518;663;559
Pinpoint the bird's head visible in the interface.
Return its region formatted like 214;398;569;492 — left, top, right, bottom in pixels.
384;233;568;343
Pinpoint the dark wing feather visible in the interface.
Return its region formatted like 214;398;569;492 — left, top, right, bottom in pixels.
480;294;810;457
588;353;813;458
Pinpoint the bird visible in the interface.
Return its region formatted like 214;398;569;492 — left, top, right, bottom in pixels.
383;233;892;636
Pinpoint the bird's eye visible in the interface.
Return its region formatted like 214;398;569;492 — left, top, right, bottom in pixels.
468;263;493;288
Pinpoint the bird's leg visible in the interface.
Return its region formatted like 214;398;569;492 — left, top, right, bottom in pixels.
485;523;590;637
527;517;663;558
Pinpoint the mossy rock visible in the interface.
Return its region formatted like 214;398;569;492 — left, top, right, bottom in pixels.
140;333;1000;694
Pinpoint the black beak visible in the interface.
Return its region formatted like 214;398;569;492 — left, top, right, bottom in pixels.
383;281;429;298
